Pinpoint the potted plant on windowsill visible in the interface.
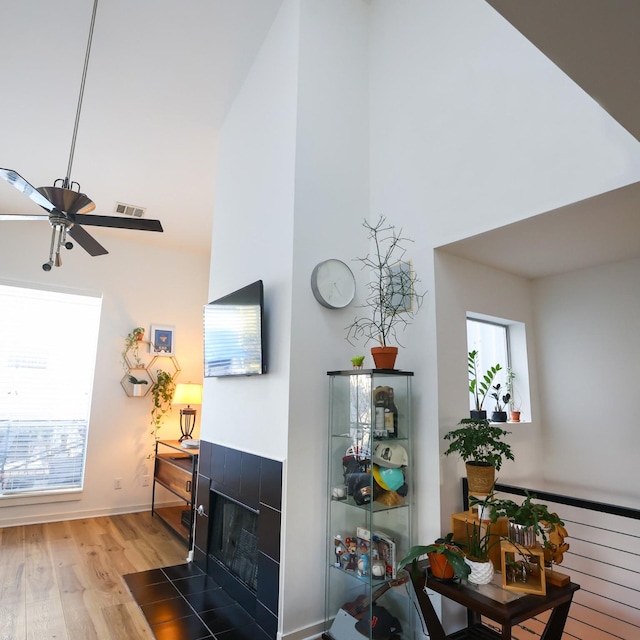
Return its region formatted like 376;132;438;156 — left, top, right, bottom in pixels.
506;367;521;422
346;216;425;370
443;418;514;495
468;350;502;420
397;533;471;581
490;383;510;423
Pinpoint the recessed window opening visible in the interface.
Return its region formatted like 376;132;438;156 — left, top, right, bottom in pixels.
0;283;102;498
467;315;530;421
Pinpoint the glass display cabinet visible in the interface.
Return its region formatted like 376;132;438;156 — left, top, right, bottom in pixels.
323;370;415;640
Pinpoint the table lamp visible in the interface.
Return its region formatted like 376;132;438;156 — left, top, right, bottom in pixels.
172;383;202;441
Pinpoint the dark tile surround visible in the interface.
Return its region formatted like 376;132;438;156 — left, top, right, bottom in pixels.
124;563;272;640
126;442;282;640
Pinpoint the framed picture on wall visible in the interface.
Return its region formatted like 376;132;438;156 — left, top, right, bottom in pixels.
149;324;175;356
388;260;413;312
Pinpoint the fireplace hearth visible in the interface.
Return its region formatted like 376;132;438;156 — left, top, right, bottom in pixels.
194;441;282;640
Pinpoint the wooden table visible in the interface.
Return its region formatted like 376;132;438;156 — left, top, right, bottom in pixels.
410;565;579;640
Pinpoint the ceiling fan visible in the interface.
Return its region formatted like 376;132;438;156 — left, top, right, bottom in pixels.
0;0;163;271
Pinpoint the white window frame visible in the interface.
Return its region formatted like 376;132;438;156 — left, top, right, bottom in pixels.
0;281;101;502
467;313;530;421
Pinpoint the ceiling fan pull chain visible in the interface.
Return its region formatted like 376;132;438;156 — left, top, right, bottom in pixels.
65;0;99;185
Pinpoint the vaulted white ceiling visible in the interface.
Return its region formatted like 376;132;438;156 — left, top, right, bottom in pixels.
0;0;283;255
1;1;638;273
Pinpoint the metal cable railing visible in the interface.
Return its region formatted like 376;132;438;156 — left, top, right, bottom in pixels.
462;479;640;640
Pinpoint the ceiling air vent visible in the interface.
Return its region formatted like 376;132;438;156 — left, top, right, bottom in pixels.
114;202;146;218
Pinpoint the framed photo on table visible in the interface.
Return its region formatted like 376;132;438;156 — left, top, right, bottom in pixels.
149;324;175;356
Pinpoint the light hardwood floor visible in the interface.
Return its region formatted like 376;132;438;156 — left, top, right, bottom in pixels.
0;511;187;640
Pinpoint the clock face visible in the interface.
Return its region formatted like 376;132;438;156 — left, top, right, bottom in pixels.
311;259;356;309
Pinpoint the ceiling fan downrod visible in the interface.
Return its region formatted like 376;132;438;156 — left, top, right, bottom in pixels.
43;215;73;271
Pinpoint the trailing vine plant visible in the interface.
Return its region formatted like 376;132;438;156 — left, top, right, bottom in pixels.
150;369;175;442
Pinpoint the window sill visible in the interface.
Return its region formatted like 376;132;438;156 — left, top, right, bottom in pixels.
0;489;83;508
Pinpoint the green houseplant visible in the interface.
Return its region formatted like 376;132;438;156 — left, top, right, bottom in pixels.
443;418;514;494
468;350;502;419
122;326;146;370
397;533;470;581
505;367;521;421
486;492;564;546
346;216;424;369
489;383;510;423
150;369;175;440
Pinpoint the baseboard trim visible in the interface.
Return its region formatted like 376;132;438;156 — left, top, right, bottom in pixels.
0;503;152;528
280;621;324;640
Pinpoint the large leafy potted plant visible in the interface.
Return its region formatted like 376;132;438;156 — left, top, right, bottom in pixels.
346;216;424;369
443;418;514;494
468;350;502;419
397;533;470;581
486;492;564;547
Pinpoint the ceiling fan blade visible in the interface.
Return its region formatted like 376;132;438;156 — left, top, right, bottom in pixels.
68;225;108;256
0;168;56;212
0;214;48;221
75;214;163;232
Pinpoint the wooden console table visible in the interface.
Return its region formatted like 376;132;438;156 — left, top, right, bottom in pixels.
410;565;579;640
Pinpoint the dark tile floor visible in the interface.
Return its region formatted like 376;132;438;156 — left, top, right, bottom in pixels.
123;564;271;640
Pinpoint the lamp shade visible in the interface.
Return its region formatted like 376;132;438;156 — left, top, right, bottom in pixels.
172;383;202;406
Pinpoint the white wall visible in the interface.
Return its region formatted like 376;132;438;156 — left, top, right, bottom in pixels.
203;1;371;636
0;222;209;526
203;0;640;637
434;251;544;518
201;0;300;462
533;258;640;506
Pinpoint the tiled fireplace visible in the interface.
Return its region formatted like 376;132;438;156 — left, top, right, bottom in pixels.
194;441;282;640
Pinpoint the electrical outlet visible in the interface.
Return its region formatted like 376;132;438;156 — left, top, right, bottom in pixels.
142;475;150;487
114;478;122;490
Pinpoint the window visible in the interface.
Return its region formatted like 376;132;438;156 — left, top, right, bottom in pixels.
467;317;509;394
467;314;530;420
0;283;101;497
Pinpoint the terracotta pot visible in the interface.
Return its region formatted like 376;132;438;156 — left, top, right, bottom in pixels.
465;462;496;496
510;411;521;422
371;346;398;370
428;552;455;580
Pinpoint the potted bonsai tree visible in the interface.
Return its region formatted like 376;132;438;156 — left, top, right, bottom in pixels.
489;383;510;423
346;216;424;369
468;350;502;419
397;533;470;581
443;418;514;495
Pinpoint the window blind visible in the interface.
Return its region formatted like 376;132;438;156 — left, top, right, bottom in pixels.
0;284;101;496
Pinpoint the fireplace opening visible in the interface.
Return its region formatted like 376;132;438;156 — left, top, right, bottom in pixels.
208;491;259;592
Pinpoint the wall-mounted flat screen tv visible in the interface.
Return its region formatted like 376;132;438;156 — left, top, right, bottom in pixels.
204;280;266;378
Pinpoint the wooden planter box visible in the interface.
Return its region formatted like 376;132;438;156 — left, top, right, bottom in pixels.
500;540;546;596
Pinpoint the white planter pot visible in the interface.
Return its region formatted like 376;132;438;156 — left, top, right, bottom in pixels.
132;383;144;397
464;558;495;585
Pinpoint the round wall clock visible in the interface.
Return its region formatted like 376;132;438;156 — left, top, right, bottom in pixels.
310;259;356;309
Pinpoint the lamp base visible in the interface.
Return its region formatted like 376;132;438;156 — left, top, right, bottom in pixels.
179;407;197;442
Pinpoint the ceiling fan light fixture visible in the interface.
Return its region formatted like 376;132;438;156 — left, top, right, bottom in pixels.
37;186;95;215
